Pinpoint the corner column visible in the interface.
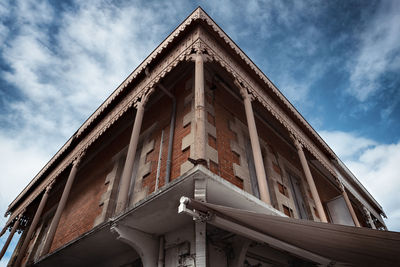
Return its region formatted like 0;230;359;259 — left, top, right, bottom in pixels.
237;82;271;205
291;136;328;222
116;92;151;214
42;153;84;255
15;184;53;266
339;183;361;227
0;212;23;260
194;50;207;163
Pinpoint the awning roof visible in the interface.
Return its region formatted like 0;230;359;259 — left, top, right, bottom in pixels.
184;198;400;266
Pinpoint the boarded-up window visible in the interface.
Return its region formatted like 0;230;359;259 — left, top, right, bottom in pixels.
277;182;288;197
283;205;292;217
326;196;355;226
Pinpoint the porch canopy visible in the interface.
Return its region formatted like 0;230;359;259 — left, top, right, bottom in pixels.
182;198;400;266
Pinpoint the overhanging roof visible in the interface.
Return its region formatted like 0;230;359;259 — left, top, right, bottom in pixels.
185;199;400;266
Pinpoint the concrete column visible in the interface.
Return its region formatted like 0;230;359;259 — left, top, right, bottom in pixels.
292;136;328;222
42;155;83;255
363;206;376;229
0;213;22;260
15;184;52;266
194;51;207;163
116;96;148;214
340;183;361;227
238;83;271;205
194;179;207;267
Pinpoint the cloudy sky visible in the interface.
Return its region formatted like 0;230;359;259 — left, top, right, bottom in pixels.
0;0;399;264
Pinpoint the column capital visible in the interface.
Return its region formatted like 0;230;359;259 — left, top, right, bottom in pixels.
290;134;303;150
363;206;373;221
235;80;254;101
338;180;345;192
186;49;212;63
45;180;55;193
362;206;371;216
134;87;154;109
73;149;86;168
362;206;377;229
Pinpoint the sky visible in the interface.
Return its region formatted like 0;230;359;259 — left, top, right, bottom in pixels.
0;0;399;265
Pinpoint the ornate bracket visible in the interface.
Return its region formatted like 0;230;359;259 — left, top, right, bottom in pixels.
72;148;87;169
338;181;345;193
290;134;303;151
235;80;254;102
362;206;372;220
134;86;154;109
186;45;213;63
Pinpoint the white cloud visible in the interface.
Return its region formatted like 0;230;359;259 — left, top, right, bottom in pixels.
347;0;400;101
0;133;51;223
319;130;377;160
0;0;187;258
320;130;400;231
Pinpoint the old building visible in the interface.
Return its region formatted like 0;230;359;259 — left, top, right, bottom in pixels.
1;7;399;267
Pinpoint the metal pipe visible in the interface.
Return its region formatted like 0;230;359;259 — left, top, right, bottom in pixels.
157;84;176;184
155;129;164;190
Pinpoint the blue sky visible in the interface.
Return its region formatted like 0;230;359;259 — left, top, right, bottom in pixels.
0;0;399;265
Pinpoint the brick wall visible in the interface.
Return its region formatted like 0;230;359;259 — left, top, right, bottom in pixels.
49;120;134;252
41;69;339;252
213;84;246;189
